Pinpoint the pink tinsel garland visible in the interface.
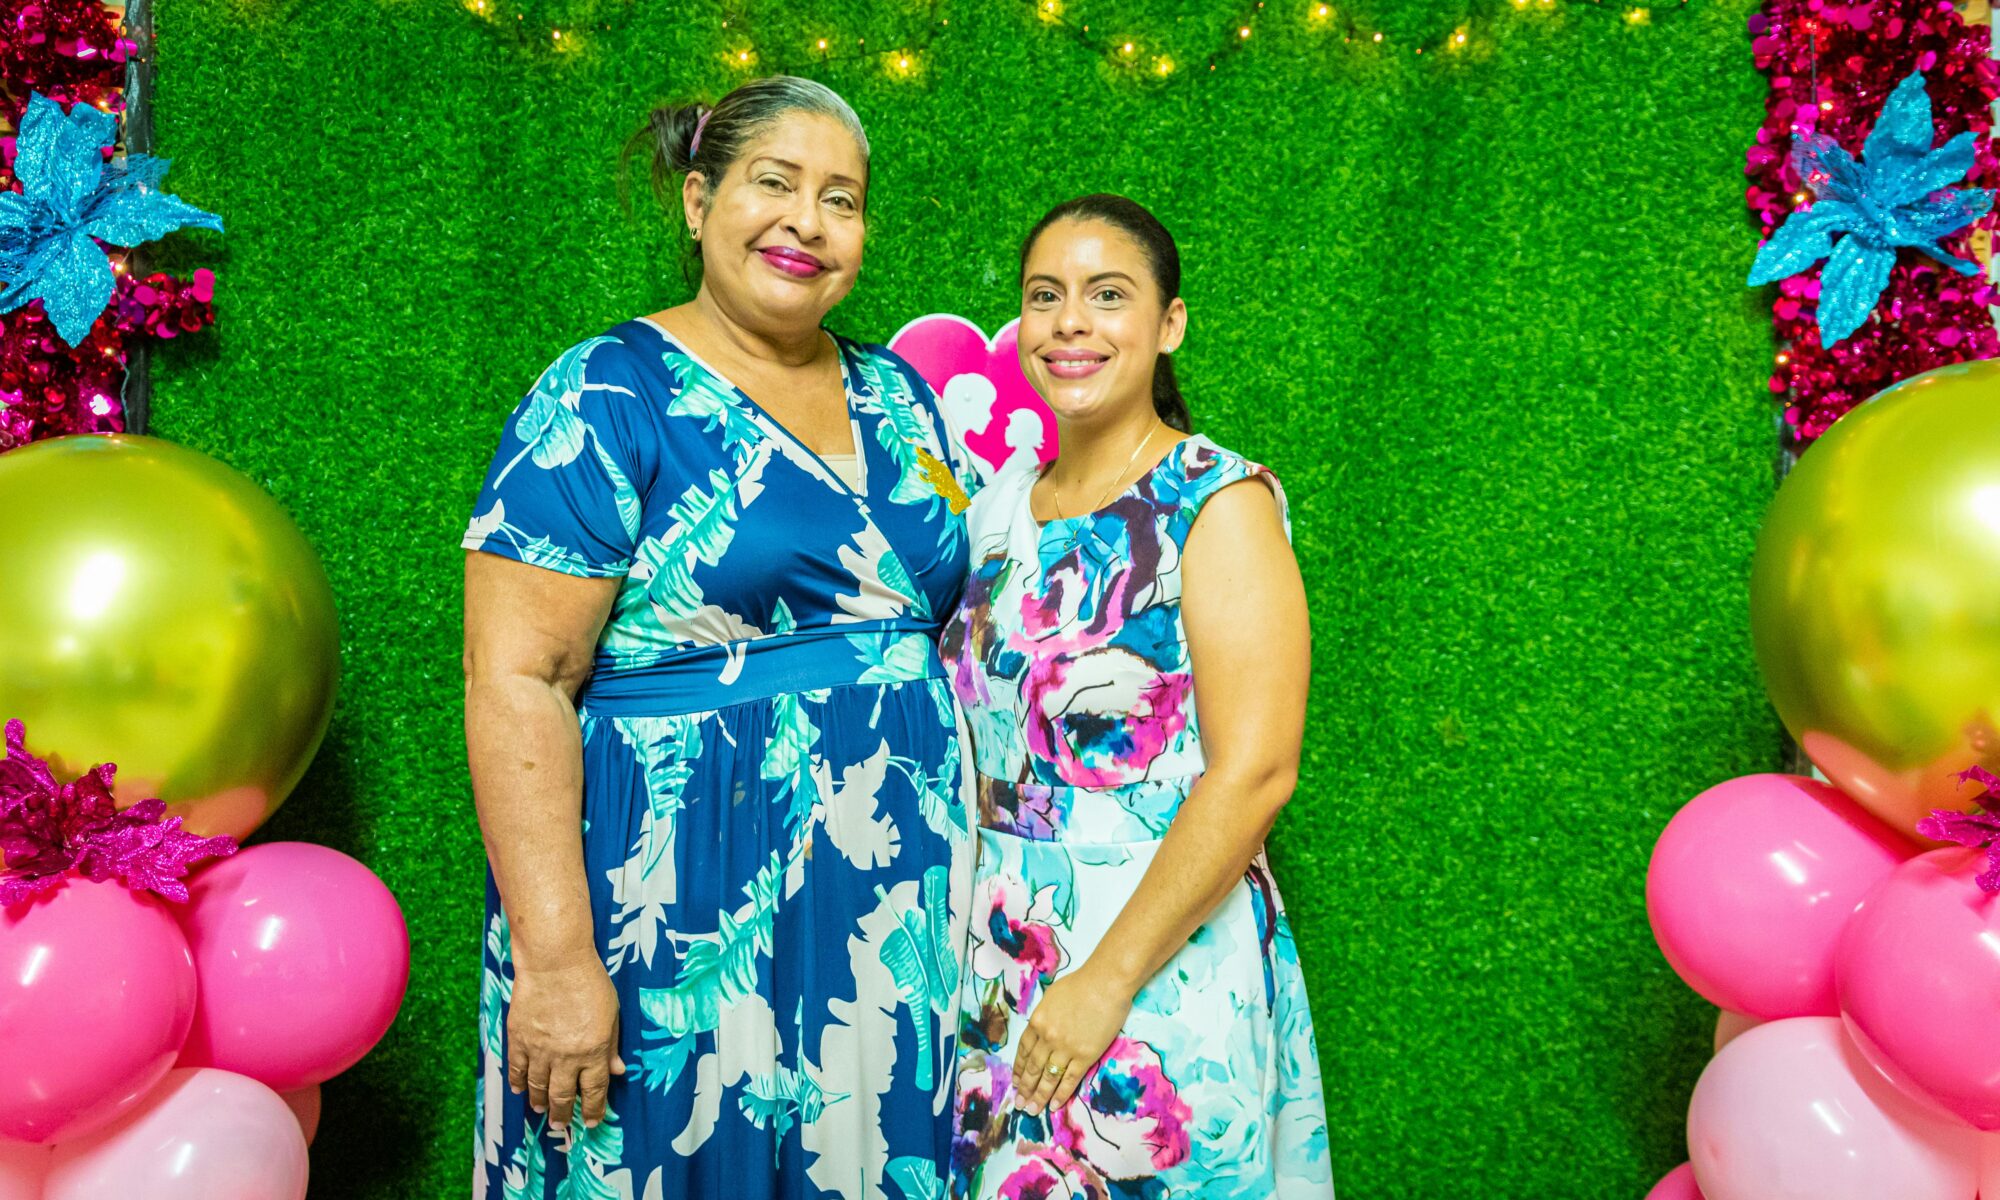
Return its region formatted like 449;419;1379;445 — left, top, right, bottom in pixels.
1748;0;2000;444
0;0;216;450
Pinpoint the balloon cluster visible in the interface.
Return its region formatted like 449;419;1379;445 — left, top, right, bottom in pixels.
1642;359;2000;1200
0;435;406;1200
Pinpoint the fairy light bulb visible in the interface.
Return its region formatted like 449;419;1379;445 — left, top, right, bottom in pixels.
1239;25;1251;37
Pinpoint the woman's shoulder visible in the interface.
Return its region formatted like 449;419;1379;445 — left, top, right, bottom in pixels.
526;322;657;391
1162;433;1290;537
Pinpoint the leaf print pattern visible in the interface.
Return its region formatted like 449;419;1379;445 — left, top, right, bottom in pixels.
636;851;783;1039
466;321;975;1199
876;864;961;1091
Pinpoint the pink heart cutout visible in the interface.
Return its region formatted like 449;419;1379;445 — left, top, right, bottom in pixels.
888;314;1057;480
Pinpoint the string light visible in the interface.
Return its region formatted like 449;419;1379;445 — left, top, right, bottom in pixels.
468;0;1686;76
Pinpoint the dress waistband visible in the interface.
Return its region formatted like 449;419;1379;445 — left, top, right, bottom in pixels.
578;618;945;717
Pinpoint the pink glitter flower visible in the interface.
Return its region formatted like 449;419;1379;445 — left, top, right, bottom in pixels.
0;719;237;904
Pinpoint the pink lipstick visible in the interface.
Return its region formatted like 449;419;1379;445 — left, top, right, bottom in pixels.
758;246;825;278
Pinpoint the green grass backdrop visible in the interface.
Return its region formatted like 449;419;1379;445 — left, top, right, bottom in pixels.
145;0;1780;1193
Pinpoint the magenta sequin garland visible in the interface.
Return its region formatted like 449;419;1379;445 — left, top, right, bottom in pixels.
0;0;216;450
1748;0;2000;444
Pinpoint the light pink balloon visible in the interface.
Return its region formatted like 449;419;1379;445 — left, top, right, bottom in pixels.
174;843;409;1092
1713;1011;1762;1055
1688;1016;1977;1200
1646;1162;1705;1200
0;1138;51;1200
0;879;196;1142
1647;774;1913;1019
1839;847;2000;1130
279;1085;321;1146
43;1069;306;1200
1982;1133;2000;1199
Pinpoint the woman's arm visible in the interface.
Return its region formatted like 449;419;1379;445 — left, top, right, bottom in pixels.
464;551;625;1132
1010;476;1311;1115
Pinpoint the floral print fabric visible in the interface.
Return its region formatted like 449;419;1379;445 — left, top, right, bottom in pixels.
941;435;1335;1199
463;318;978;1200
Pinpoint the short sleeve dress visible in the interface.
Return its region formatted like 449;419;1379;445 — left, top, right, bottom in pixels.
464;317;980;1200
940;435;1335;1199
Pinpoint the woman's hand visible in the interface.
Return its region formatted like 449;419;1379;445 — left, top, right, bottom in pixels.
507;955;626;1132
1010;962;1138;1116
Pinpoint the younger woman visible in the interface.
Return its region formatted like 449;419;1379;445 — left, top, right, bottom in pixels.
943;195;1334;1197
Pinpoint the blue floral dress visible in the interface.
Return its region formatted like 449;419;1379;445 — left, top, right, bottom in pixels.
940;435;1335;1199
463;318;978;1200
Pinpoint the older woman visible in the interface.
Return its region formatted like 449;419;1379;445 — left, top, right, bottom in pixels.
464;77;975;1200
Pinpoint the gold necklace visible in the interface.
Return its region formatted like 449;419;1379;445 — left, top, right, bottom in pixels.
1051;425;1160;521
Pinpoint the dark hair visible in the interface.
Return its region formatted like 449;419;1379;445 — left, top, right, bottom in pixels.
624;76;870;286
1019;193;1191;433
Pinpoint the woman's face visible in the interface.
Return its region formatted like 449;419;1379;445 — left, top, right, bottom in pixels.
684;112;867;334
1018;218;1185;427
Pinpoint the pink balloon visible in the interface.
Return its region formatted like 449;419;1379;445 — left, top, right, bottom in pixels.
1647;774;1913;1018
1688;1017;1977;1200
1983;1133;2000;1199
1838;847;2000;1130
175;843;409;1092
1645;1162;1705;1200
0;1138;51;1200
1713;1010;1763;1055
0;879;196;1142
43;1069;306;1200
279;1085;320;1147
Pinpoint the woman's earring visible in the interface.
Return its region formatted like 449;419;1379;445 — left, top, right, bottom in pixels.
690;226;701;241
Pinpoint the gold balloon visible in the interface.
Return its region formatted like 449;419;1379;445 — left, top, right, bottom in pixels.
0;435;338;839
1751;358;2000;836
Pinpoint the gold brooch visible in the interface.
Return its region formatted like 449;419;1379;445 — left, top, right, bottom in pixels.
914;447;971;514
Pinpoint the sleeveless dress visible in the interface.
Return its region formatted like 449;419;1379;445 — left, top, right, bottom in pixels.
940;435;1335;1200
463;318;978;1200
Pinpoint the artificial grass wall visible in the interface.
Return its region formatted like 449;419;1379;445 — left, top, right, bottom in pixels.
145;0;1778;1194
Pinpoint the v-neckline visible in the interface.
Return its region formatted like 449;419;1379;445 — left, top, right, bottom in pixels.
632;315;868;500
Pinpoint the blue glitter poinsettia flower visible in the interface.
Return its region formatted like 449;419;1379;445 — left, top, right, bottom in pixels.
0;90;223;347
1747;70;1994;347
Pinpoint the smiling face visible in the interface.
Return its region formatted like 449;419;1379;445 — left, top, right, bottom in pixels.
683;111;868;335
1018;217;1186;427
